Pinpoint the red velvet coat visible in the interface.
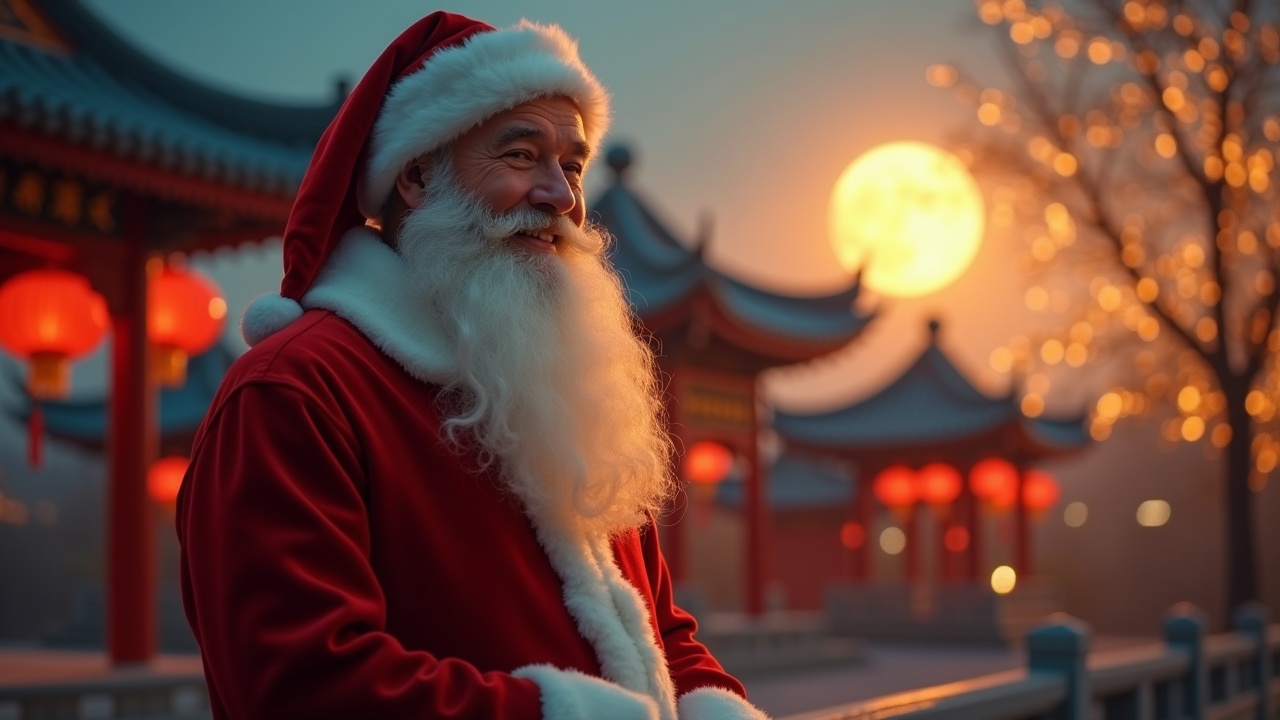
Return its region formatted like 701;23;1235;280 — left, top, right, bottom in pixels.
178;230;762;719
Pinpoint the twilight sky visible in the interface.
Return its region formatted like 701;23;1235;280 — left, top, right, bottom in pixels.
79;0;1040;411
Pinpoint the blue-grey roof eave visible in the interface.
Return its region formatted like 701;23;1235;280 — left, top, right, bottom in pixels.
592;183;703;273
0;40;314;190
41;0;338;146
1;2;326;191
715;451;855;509
710;271;871;344
1026;414;1091;450
772;343;1020;447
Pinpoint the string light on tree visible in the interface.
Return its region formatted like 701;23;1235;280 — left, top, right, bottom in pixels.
944;0;1280;615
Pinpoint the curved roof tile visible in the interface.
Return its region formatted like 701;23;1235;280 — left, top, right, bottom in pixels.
774;321;1089;450
592;146;871;346
0;4;323;195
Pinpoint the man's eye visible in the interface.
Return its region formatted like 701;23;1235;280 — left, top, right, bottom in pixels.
505;150;534;161
563;164;584;176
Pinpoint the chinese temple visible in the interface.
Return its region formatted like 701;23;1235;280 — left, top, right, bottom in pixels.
773;319;1091;590
592;146;874;613
0;0;337;662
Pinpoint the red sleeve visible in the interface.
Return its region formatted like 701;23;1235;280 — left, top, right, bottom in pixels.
637;522;749;699
177;381;543;719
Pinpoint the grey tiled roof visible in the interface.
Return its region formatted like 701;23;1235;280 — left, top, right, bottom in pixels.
715;451;854;509
592;148;871;344
0;39;312;193
773;324;1089;450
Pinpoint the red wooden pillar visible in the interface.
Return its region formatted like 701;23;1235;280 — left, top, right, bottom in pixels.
965;484;982;582
852;480;870;581
1015;466;1031;577
744;383;767;616
106;237;156;663
936;514;952;583
903;504;920;583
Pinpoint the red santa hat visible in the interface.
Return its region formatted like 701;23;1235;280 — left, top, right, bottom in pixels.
242;11;611;346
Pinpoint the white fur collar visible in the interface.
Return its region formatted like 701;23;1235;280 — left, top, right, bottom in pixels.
295;227;678;717
301;226;458;383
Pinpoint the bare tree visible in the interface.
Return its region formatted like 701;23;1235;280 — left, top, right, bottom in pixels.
933;0;1280;617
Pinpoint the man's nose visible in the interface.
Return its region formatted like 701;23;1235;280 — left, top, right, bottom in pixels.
528;165;578;217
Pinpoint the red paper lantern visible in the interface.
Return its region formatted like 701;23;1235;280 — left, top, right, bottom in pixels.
148;456;189;505
917;462;963;506
943;525;970;553
970;457;1018;511
683;441;733;485
149;265;226;386
839;521;866;549
873;465;918;510
1023;469;1060;513
0;269;109;398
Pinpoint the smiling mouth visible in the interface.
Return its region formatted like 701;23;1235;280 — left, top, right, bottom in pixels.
513;229;559;252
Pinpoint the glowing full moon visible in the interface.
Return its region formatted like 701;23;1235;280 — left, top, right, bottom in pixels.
829;141;985;298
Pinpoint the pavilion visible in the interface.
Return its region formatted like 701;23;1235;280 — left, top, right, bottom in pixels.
592;146;874;613
773;319;1091;590
0;0;337;662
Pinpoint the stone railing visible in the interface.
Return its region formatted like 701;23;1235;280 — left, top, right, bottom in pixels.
785;602;1279;720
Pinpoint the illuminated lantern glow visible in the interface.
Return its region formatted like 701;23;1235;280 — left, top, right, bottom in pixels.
148;456;189;505
0;269;109;468
873;465;918;510
1023;469;1061;515
917;462;963;507
970;457;1019;512
683;441;733;485
943;525;970;553
840;521;866;549
0;269;109;398
149;265;226;387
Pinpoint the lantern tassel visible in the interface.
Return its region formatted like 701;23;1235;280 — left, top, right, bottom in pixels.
28;402;43;469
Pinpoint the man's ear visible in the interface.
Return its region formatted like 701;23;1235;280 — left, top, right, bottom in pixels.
394;158;427;209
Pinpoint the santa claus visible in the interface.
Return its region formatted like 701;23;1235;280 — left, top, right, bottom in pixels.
177;11;767;720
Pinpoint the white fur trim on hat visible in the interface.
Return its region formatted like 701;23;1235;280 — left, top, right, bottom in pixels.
359;20;611;218
241;293;305;347
514;665;659;720
678;687;770;720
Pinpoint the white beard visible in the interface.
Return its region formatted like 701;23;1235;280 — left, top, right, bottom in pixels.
396;156;675;538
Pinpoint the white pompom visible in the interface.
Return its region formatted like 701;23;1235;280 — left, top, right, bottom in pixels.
241;293;304;347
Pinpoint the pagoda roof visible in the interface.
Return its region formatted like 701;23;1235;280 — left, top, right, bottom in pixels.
0;0;335;206
772;320;1090;457
591;146;873;361
715;450;854;510
6;344;232;446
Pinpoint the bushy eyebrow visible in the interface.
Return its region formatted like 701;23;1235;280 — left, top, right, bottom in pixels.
493;125;591;163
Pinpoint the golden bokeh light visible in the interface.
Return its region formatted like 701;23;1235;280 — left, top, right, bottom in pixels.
1063;501;1088;528
829;141;985;298
1021;393;1045;417
925;64;957;88
1136;499;1171;527
1181;416;1205;442
879;527;907;555
991;565;1017;594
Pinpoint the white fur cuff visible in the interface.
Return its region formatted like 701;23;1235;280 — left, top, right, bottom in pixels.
678;687;770;720
514;664;658;720
241;293;304;347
